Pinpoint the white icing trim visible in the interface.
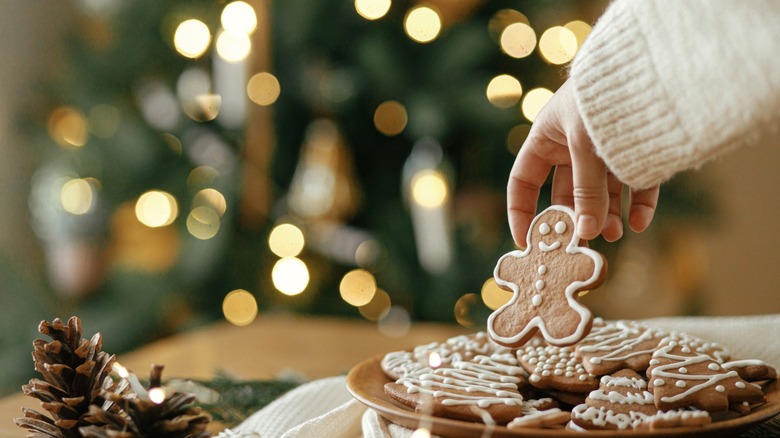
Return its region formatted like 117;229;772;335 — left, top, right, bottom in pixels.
488;205;603;346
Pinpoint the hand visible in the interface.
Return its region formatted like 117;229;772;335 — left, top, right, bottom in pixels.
507;80;659;247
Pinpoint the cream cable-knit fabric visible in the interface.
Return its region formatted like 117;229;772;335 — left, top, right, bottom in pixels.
571;0;780;189
225;314;779;437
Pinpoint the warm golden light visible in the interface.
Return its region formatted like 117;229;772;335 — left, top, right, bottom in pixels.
135;191;178;228
507;124;531;155
358;288;391;321
60;178;94;215
187;166;220;190
272;257;309;296
453;293;479;327
481;278;513;310
521;87;554;122
216;30;251;63
373;100;408;136
410;170;448;209
48;107;88;148
193;188;227;217
222;289;258;326
404;6;441;43
565;20;592;46
221;1;257;36
186;206;220;240
488;9;529;41
148;387;166;404
247;72;281;106
355;0;391;20
174;19;211;59
486;74;523;108
340;269;377;306
539;26;578;65
500;22;536;58
268;223;305;257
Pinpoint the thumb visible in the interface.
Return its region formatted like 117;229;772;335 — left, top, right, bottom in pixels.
570;132;609;241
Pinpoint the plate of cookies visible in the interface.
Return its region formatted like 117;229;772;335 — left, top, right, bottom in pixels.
346;321;780;437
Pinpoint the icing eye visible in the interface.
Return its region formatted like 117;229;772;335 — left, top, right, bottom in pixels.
539;222;551;235
554;221;567;234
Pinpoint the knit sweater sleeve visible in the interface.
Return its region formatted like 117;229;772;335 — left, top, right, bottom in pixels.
570;0;780;190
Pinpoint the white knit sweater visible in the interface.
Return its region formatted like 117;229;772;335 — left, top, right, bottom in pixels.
570;0;780;190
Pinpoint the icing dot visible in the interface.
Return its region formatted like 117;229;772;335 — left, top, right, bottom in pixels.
535;279;545;290
708;363;720;371
538;265;547;275
530;375;541;383
554;369;563;376
649;359;660;365
715;385;725;392
554;221;567;234
676;381;686;388
735;382;746;389
653;379;665;386
678;367;688;374
589;357;602;365
578;375;587;381
565;372;573;377
681;347;691;353
532;294;542;306
539;222;551;235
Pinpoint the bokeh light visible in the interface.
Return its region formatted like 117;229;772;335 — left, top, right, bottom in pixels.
506;124;531;155
453;293;480;327
48;107;88;148
481;278;513;310
192;188;227;217
373;100;408;136
148;387;166;404
378;305;411;337
268;223;305;257
174;19;211;59
60;178;94;215
500;22;536;58
135;190;178;228
187;166;220;190
486;74;523;108
488;9;529;41
87;104;120;139
355;0;391;20
358;288;391;321
247;72;281;106
340;269;377;306
221;1;257;36
222;289;258;326
410;170;448;209
186;206;221;240
521;87;554;122
538;26;578;65
216;30;251;63
272;257;309;296
404;6;441;43
565;20;592;46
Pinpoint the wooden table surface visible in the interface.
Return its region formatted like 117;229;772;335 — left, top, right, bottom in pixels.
0;313;467;437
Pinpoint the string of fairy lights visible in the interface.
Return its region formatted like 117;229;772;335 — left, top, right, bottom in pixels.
44;0;593;334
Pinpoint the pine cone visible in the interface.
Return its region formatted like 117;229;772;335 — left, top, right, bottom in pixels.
80;365;212;438
14;316;120;438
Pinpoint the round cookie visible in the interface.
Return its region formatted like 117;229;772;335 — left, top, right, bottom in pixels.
488;205;607;348
518;344;599;394
575;318;667;375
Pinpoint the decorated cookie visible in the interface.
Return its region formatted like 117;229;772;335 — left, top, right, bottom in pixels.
384;351;532;423
506;405;571;429
647;337;765;412
575;319;668;375
381;332;499;380
721;359;778;382
488;205;607;348
518;344;599;394
570;369;711;430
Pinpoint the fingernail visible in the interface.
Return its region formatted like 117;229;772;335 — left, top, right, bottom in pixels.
604;215;624;241
630;205;654;232
577;214;598;239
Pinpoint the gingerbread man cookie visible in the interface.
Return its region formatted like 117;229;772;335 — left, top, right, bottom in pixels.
488;205;607;348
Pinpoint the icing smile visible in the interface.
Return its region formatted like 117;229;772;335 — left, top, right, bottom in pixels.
538;241;561;252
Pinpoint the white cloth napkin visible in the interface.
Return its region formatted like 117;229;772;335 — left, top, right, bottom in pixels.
224;315;780;438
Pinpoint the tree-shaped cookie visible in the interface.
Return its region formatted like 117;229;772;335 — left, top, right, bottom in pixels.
488;205;607;347
570;369;711;430
647;336;766;412
575;319;668;375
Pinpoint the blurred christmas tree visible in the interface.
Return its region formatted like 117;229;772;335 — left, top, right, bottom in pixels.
3;0;714;395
